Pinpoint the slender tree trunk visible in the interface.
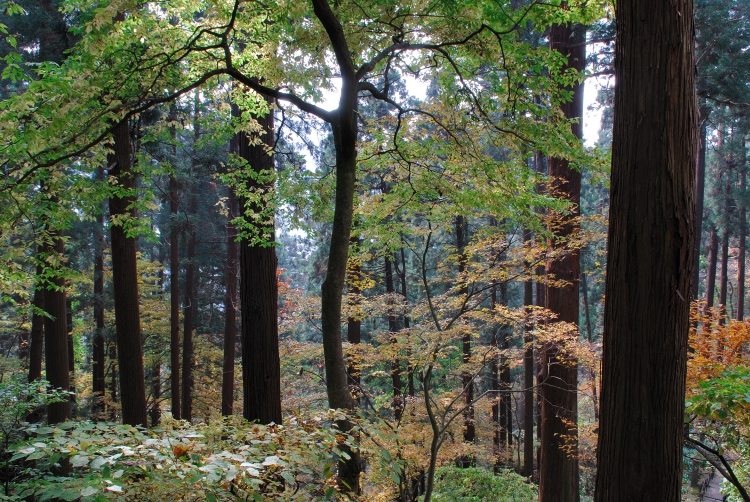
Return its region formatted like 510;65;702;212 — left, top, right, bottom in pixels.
455;215;475;464
93;176;106;417
523;230;534;477
540;22;584;502
346;236;362;392
691;120;707;300
169;175;181;420
28;263;44;384
67;299;75;411
498;281;512;451
594;0;697;495
181;186;197;422
580;271;599;422
222;187;239;416
108;120;148;426
491;284;500;469
385;256;402;421
109;341;118;421
706;226;718;311
42;229;70;424
719;228;730;324
398;246;414;397
738;169;746;321
238;106;281;425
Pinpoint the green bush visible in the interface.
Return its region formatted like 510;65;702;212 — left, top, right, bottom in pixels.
431;466;537;502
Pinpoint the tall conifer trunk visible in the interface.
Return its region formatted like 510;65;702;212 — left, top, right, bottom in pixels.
385;255;402;420
237;106;281;425
738;169;746;321
594;0;697;494
28;262;44;385
168;105;182;421
706;226;719;312
42;228;70;424
523;229;534;477
93;171;106;417
691;120;707;300
108;120;148;426
719;228;730;323
456;215;475;461
540;22;584;502
181;186;197;422
222;187;239;416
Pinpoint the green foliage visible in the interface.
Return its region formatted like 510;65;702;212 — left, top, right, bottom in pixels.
7;413;349;501
686;366;750;423
431;466;537;502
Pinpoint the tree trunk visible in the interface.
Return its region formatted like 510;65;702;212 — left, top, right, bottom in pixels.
594;0;697;495
456;215;475;460
581;271;599;422
28;263;44;384
108;119;148;426
523;229;534;477
181;186;197;422
706;226;718;311
42;229;70;424
109;341;118;421
169;174;181;420
385;255;402;421
738;168;746;321
93;175;106;417
398;246;414;397
540;22;584;502
238;107;281;425
719;227;730;324
222;187;239;416
491;285;500;469
346;236;362;393
691;120;707;300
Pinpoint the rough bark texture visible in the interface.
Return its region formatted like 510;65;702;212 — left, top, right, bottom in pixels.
108;120;148;427
594;0;697;496
42;230;70;424
540;22;583;502
238;108;281;425
169;175;181;420
181;187;197;422
222;187;239;416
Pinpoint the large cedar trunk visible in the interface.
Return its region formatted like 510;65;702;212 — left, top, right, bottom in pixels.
594;0;697;496
42;230;70;424
238;108;281;425
108;120;148;426
181;188;197;422
540;22;584;502
222;187;239;416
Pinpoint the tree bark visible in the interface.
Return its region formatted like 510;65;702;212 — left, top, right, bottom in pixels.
456;215;475;460
706;226;718;311
237;106;281;425
540;21;584;502
719;227;730;324
691;120;707;300
93;173;106;417
594;0;697;495
738;168;746;321
108;119;148;426
168;106;182;421
28;263;44;384
385;255;402;421
346;236;362;394
42;229;70;424
222;187;239;416
181;185;197;422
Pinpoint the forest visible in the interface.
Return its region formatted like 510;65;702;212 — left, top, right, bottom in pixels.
0;0;746;500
